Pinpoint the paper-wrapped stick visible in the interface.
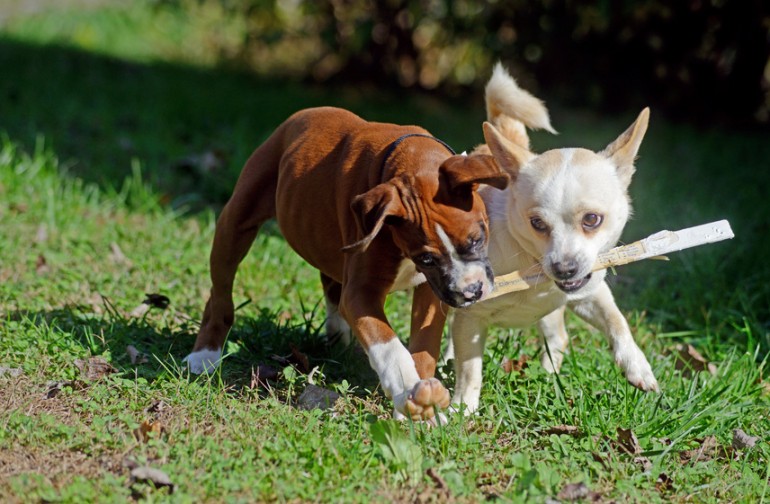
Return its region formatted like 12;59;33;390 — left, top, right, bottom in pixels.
488;220;734;300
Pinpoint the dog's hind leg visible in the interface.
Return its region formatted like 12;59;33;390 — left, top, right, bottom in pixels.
185;136;282;374
538;306;569;374
320;273;352;346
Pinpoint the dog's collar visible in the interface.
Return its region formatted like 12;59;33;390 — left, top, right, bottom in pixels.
380;133;456;180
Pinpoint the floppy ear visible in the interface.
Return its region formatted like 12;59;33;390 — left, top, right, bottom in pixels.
342;183;405;254
600;107;650;188
482;121;535;180
440;154;510;192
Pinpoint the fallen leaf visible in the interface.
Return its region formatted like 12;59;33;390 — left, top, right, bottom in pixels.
501;354;530;374
674;344;717;377
130;466;175;494
655;472;674;492
74;356;116;381
617;427;642;455
680;435;722;463
634;456;652;473
297;384;341;410
44;380;86;399
289;343;310;373
732;429;758;450
541;424;581;437
146;400;168;414
134;419;165;443
557;482;589;501
35;254;49;274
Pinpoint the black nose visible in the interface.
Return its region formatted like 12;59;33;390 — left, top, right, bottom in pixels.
552;260;578;280
462;281;483;302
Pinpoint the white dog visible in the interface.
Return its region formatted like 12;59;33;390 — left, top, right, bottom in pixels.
450;65;659;413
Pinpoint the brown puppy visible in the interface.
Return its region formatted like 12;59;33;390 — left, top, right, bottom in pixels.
184;107;508;421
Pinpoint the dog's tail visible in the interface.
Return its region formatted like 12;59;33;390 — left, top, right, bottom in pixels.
484;63;556;150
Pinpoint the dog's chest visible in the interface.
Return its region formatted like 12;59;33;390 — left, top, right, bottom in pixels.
389;260;426;293
473;285;565;327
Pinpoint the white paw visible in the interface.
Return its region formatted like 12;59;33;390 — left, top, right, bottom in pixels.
393;408;448;426
391;378;450;422
183;348;222;374
615;346;659;392
540;350;565;374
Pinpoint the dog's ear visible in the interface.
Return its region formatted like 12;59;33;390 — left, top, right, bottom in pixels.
342;183;405;254
440;154;510;192
482;121;535;180
601;108;650;188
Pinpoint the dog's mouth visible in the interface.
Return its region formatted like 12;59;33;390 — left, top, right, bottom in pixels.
555;273;592;293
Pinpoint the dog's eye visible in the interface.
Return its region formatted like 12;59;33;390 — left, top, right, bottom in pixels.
415;253;438;268
582;213;603;230
530;217;548;232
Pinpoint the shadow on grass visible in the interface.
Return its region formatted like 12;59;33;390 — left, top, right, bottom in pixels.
8;303;379;398
0;36;484;213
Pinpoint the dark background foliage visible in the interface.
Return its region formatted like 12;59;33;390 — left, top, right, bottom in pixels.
158;0;770;126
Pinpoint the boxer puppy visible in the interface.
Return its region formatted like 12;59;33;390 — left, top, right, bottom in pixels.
185;107;509;421
450;65;659;414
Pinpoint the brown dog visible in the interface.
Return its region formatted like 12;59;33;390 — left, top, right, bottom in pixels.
184;107;508;420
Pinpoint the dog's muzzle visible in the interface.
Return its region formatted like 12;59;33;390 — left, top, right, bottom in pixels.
555;273;592;293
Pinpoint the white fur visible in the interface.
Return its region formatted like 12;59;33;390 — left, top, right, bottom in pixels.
366;338;421;413
183;348;222;375
435;224;492;300
450;66;658;414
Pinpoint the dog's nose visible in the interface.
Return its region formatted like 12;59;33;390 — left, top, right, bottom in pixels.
552;260;579;280
462;281;484;301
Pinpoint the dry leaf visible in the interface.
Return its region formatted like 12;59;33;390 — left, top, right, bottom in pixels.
146;400;168;414
35;254;49;274
501;354;530;374
426;467;449;491
127;345;149;365
655;472;674;492
557;482;589;501
732;429;758;450
134;419;165;443
634;456;652;473
130;466;175;494
0;366;22;378
680;435;722;463
44;380;86;399
617;427;642;455
289;343;310;373
674;344;717;377
74;356;116;381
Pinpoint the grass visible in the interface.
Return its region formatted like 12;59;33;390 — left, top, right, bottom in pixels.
1;2;769;502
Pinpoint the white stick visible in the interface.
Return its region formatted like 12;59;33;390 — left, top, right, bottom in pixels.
488;220;734;299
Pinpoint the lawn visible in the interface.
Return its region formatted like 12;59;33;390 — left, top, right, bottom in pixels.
1;2;769;502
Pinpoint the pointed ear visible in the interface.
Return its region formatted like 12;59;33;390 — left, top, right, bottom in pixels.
482;121;535;179
440;154;510;192
342;183;405;254
600;107;650;188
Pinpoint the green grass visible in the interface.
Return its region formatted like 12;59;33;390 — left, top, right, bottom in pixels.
1;2;769;502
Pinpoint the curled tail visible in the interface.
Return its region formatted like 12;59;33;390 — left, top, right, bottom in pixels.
484;63;556;150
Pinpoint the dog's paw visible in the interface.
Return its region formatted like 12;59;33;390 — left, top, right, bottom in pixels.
540;350;565;374
615;347;659;392
394;378;451;421
183;348;222;375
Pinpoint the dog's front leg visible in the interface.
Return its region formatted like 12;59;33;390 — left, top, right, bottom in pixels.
408;283;449;380
538;306;569;373
569;282;659;392
340;283;449;421
450;312;488;414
